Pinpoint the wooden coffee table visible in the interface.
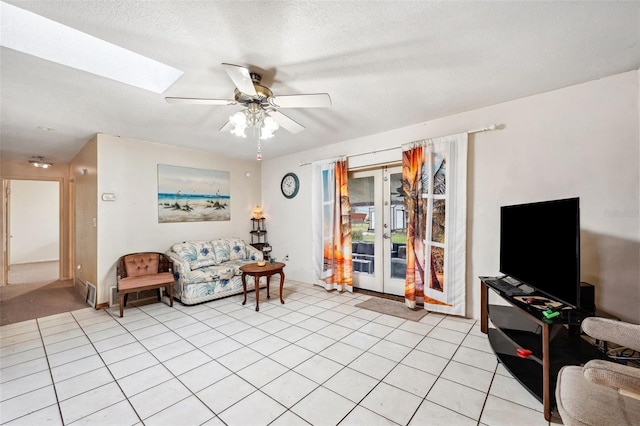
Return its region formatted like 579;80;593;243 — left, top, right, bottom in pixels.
240;262;286;311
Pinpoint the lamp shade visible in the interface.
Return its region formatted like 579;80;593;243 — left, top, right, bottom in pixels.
252;205;263;219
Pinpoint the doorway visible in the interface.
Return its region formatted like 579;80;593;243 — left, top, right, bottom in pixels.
5;179;61;284
349;165;406;296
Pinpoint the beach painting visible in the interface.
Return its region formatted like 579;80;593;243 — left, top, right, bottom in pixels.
158;164;230;223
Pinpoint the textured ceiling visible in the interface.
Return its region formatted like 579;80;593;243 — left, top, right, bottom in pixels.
1;1;639;164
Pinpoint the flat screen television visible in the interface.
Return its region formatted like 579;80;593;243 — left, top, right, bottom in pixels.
500;197;580;308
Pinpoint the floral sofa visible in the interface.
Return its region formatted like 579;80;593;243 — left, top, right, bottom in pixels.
166;238;264;305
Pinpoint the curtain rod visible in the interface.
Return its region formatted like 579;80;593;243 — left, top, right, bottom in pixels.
298;124;499;166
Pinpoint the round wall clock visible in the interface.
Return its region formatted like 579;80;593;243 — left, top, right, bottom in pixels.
281;172;300;199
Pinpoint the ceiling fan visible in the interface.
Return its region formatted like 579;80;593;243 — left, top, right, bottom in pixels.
165;63;331;137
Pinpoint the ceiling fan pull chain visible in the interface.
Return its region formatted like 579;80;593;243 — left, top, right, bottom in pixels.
256;136;262;161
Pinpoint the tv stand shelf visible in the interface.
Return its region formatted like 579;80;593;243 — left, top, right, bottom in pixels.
480;279;605;421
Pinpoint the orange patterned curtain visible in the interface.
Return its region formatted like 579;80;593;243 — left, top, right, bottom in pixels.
403;145;426;307
327;160;353;290
312;159;353;292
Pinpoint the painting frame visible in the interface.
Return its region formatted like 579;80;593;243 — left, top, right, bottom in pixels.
157;164;230;223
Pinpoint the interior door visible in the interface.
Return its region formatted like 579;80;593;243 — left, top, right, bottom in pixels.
2;180;10;286
349;165;406;296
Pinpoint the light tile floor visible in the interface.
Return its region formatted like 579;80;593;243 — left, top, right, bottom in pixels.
0;281;558;425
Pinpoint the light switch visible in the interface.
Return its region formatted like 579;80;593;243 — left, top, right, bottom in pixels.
102;193;116;201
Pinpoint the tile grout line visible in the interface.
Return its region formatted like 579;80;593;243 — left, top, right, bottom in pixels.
68;309;145;425
39;314;72;425
1;284;544;425
404;318;482;425
105;304;220;423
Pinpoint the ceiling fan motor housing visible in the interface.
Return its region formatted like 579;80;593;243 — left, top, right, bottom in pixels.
234;72;273;105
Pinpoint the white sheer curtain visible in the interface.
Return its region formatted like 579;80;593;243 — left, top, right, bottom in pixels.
403;133;468;315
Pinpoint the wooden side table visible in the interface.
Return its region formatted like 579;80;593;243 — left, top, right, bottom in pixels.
240;262;286;311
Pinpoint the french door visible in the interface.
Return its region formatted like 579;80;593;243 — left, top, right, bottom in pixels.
348;165;406;296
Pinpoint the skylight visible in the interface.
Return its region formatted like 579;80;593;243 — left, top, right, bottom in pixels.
0;1;183;94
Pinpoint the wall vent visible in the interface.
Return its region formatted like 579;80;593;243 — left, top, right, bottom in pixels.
109;286;118;307
86;282;96;308
110;286;157;307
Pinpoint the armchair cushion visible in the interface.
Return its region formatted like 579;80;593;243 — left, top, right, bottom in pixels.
556;365;640;426
124;253;160;277
118;272;174;291
582;317;640;352
583;359;640;395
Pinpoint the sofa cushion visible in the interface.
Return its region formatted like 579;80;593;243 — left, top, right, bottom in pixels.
225;259;258;276
181;265;235;285
189;258;218;269
172;241;217;269
212;240;231;263
228;238;248;261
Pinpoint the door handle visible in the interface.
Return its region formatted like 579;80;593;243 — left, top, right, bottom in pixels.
383;233;390;239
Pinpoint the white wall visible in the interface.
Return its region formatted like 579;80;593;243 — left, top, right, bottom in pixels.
262;70;640;323
95;134;262;305
9;179;59;264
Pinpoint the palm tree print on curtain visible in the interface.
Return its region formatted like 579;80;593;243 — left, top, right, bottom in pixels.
311;158;353;292
324;160;353;290
402;145;426;308
403;133;468;315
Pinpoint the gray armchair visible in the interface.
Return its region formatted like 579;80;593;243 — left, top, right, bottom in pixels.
556;317;640;425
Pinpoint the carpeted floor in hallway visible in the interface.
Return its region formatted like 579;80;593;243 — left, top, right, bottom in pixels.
0;279;88;326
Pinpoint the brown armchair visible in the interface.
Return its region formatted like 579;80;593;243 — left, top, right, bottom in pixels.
116;252;174;317
556;317;640;425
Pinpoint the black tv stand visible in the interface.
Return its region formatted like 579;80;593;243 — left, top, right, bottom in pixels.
480;278;605;421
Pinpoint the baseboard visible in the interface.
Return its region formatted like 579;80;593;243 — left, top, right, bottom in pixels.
74;278;87;300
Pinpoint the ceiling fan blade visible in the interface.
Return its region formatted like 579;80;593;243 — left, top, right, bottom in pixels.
165;97;236;105
222;63;257;97
269;110;305;134
219;121;233;132
269;93;331;108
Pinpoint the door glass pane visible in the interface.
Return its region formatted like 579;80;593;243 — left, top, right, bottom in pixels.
348;176;374;275
389;172;406;279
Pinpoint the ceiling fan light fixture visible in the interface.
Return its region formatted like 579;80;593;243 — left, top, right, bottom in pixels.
228;107;280;141
229;111;248;138
260;115;279;140
29;155;53;168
